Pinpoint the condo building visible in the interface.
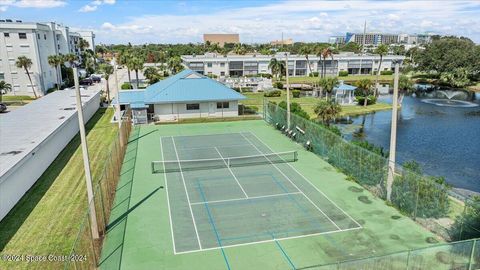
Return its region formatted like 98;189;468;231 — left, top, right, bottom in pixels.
0;20;95;96
181;52;404;78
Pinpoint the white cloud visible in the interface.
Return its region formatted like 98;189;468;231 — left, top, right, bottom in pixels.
79;0;115;13
14;0;65;8
89;0;480;44
79;4;97;12
0;5;7;11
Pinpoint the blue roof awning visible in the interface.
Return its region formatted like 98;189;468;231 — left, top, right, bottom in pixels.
334;84;357;91
130;102;147;109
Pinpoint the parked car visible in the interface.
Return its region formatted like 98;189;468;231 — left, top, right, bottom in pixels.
0;103;7;113
79;78;93;86
91;75;101;83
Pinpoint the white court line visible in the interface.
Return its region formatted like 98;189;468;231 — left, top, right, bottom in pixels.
214;147;249;199
175;144;253;151
175;226;362;255
160;137;178;255
190;192;302;206
171;136;203;250
247;131;363;229
240;132;342;231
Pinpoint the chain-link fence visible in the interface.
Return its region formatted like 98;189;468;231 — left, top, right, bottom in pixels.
64;110;132;270
265;101;479;240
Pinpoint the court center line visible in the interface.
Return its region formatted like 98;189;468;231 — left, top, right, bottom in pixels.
171;136;203;250
248;131;363;229
174;226;362;255
190;192;302;206
160;137;178;255
239;133;342;231
214;147;249;199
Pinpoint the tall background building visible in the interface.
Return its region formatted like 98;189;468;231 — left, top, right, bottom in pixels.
0;20;95;96
203;34;239;47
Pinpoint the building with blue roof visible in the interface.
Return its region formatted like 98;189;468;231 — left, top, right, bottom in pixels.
115;69;246;124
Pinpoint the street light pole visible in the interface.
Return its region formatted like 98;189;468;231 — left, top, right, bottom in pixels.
386;61;400;202
285;52;291;129
73;67;99;239
113;59;125;145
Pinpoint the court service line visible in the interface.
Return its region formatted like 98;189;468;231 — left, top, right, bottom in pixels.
171;136;203;250
214;147;249;199
239;133;342;231
174;226;362;255
160;138;178;255
247;132;363;229
190;192;302;206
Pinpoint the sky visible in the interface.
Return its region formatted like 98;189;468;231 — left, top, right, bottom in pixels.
1;0;479;44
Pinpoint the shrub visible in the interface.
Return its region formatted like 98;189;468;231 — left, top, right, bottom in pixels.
356;95;377;105
309;72;319;77
239;105;259;115
278;101;309;120
46;87;57;94
264;90;282;97
273;81;284;89
449;197;480;240
381;70;393;75
339;70;349;77
259;73;273;79
352;140;389;157
121;82;133;89
292;90;301;98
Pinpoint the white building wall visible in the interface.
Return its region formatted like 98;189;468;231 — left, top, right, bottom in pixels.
0;91;100;221
154;101;239;120
0;21;95;96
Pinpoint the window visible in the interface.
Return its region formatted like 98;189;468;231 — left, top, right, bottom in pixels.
4;33;9;37
44;34;47;40
220;71;225;76
37;34;40;39
0;73;4;80
19;33;27;39
220;62;225;67
217;102;229;109
186;103;200;110
207;63;212;68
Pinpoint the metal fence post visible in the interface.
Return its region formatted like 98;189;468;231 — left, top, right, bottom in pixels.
468;239;477;270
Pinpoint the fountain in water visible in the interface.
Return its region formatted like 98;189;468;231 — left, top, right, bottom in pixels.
437;90;467;100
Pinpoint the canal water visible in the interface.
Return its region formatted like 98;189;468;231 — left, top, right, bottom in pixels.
336;92;480;196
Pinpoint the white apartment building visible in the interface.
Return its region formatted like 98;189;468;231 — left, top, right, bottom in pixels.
0;20;95;96
181;52;405;78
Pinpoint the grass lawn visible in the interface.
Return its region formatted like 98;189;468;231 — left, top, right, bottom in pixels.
241;92;392;118
0;108;118;270
282;74;394;84
100;120;440;270
1;95;35;106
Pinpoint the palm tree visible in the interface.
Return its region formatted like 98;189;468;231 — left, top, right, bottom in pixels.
144;66;160;84
118;50;132;83
128;57;144;88
398;75;414;104
99;63;114;103
167;56;184;74
158;51;166;70
268;58;285;80
374;44;389;96
15;56;38;98
233;44;247;55
0;80;12;102
299;45;313;75
318;77;339;100
63;53;78;68
78;38;89;52
314;100;342;126
355;78;373;107
319;47;334;78
48;55;63;90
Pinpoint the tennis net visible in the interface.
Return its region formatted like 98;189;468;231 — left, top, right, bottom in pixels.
152;151;298;173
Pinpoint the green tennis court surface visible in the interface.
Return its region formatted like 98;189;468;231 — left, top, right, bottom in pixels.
100;120;439;270
158;133;361;254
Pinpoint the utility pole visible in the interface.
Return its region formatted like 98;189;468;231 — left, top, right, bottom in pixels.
386;61;400;202
285;52;291;129
114;58;125;145
73;67;99;239
358;20;366;75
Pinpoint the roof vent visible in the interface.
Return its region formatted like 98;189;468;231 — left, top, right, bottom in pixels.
62;107;75;110
1;150;22;156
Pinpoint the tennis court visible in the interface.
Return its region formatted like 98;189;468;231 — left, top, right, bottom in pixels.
155;132;361;254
